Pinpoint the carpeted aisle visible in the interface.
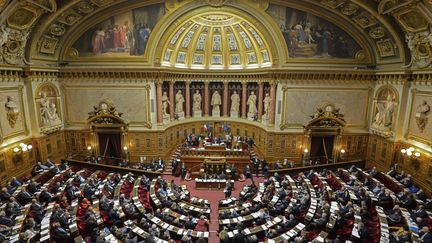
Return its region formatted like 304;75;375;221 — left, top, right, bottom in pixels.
163;175;264;243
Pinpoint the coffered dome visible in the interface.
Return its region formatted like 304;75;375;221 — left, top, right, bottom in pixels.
160;12;273;70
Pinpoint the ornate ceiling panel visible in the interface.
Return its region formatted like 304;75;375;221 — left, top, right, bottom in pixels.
160;12;273;69
0;0;430;69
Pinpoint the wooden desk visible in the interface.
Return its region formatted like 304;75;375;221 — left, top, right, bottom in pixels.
195;178;227;190
268;160;365;176
64;158;161;178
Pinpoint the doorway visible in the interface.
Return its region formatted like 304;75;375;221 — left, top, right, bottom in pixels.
98;133;122;159
310;135;335;163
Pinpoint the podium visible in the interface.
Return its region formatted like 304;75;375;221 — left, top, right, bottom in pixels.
203;157;226;175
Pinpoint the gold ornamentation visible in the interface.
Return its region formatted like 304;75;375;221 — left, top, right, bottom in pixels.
7;6;39;30
340;3;358;15
396;9;429;32
49;24;66;36
67;48;79;59
405;30;432;69
320;0;346;9
355;50;366;61
307;104;346;128
352;12;377;28
376;39;396;57
205;0;229;7
76;2;95;14
88;99;126;125
57;9;82;26
39;35;59;54
369;27;385;39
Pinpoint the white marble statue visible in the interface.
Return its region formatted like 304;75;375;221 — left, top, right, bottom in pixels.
175;90;185;117
230;91;240;117
40;92;61;126
211;91;222;116
263;93;271;118
161;91;170;117
374;94;394;128
5;95;19;128
40;92;52;126
49;103;61;123
193;90;202;112
247;91;257;119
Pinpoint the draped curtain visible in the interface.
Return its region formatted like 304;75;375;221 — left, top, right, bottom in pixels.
98;133;122;159
310;135;335;161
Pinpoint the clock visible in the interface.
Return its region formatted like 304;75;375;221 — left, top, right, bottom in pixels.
325;105;334;112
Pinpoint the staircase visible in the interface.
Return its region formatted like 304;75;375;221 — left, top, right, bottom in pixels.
163;146;182;175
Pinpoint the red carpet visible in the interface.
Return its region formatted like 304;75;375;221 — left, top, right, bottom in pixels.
163;175;264;243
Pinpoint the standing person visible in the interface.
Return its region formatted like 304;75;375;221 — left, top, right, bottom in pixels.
253;158;260;177
172;159;178;175
181;163;187;180
224;181;232;198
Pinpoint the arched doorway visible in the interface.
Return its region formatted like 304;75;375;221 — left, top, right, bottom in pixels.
87;100;129;162
304;104;346;164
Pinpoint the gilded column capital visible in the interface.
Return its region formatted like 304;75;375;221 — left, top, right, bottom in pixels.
155;79;164;86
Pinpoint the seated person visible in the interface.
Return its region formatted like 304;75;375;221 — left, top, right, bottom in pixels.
194;215;208;232
10;177;22;188
52;222;70;239
45;159;55;169
0;187;11;202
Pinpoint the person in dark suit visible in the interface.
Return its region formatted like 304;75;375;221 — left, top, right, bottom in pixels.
412;205;428;219
52;222;70;239
354;222;371;243
419;226;432;243
0;211;14;226
17;189;32;205
0;187;11;202
39;188;53;204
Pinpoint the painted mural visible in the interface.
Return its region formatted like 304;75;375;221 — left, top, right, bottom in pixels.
72;4;166;57
267;4;362;59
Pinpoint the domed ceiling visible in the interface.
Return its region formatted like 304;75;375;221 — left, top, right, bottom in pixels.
160;12;272;69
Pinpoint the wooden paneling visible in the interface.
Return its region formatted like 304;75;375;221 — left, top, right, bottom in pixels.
0;139;37;185
34;131;66;163
365;135;396;172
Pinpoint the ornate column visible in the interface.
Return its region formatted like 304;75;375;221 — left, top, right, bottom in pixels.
257;82;264;121
269;81;277;125
185;81;191;118
169;81;175;120
223;81;229;117
204;81;209;117
156;80;163;124
241;81;247;118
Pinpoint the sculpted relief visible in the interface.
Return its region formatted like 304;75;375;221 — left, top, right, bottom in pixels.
39;91;61;127
371;87;397;137
4;96;19;128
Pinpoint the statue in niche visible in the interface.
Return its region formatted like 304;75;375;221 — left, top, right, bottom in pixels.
230;91;240;114
415;100;431;133
263;93;271;119
175;90;185;118
374;94;395;128
40;92;61;126
4;96;19;128
247;91;257;119
193;90;201;112
211;91;222;116
161;91;170;117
